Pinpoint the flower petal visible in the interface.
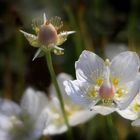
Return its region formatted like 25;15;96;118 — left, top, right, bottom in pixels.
116;77;140;110
69;110;96;126
43;109;67;135
20;30;39;48
131;119;140;127
117;108;138;120
75;50;106;83
21;87;48;121
0;113;12;131
110;51;140;84
64;80;99;108
50;73;73;99
92;105;115;115
43;123;67;135
33;109;48;139
0;99;21;116
0;130;10;140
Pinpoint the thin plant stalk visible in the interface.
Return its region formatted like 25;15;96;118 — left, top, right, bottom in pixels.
106;115;118;140
65;6;83;58
45;51;73;140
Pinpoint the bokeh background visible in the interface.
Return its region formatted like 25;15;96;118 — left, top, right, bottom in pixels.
1;0;140;139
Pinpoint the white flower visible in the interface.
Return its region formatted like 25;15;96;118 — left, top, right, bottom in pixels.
64;50;140;115
117;91;140;121
20;13;75;60
117;88;140;126
0;88;48;140
43;73;96;135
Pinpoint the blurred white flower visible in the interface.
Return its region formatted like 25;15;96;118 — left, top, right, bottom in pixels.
64;50;140;115
43;73;96;135
104;43;128;60
20;13;75;60
0;88;48;140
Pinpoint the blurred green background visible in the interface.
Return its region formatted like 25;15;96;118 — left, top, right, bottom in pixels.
1;0;140;139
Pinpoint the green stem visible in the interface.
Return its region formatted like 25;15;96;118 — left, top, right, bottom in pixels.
106;115;118;140
45;52;73;140
65;6;83;58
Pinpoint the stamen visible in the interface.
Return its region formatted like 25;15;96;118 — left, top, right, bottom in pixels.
96;79;103;86
102;98;113;105
115;87;128;98
49;16;63;30
112;78;120;87
88;87;98;98
132;103;140;113
32;18;43;33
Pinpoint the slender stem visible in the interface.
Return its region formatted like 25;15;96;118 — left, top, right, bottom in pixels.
106;115;118;140
45;52;73;140
65;6;83;58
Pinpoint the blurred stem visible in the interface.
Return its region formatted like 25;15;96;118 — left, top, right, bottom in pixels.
86;119;96;140
93;0;104;18
15;30;25;101
45;52;73;140
106;115;118;140
65;6;83;58
4;56;12;99
128;0;140;50
78;7;94;52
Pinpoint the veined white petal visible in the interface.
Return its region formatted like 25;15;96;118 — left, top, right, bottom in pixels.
21;87;48;121
116;77;140;110
64;80;99;108
75;50;107;83
69;110;96;126
116;108;138;120
110;51;140;84
132;119;140;127
20;30;39;48
92;105;116;115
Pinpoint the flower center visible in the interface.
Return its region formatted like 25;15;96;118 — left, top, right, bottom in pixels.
99;82;115;100
38;23;58;46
